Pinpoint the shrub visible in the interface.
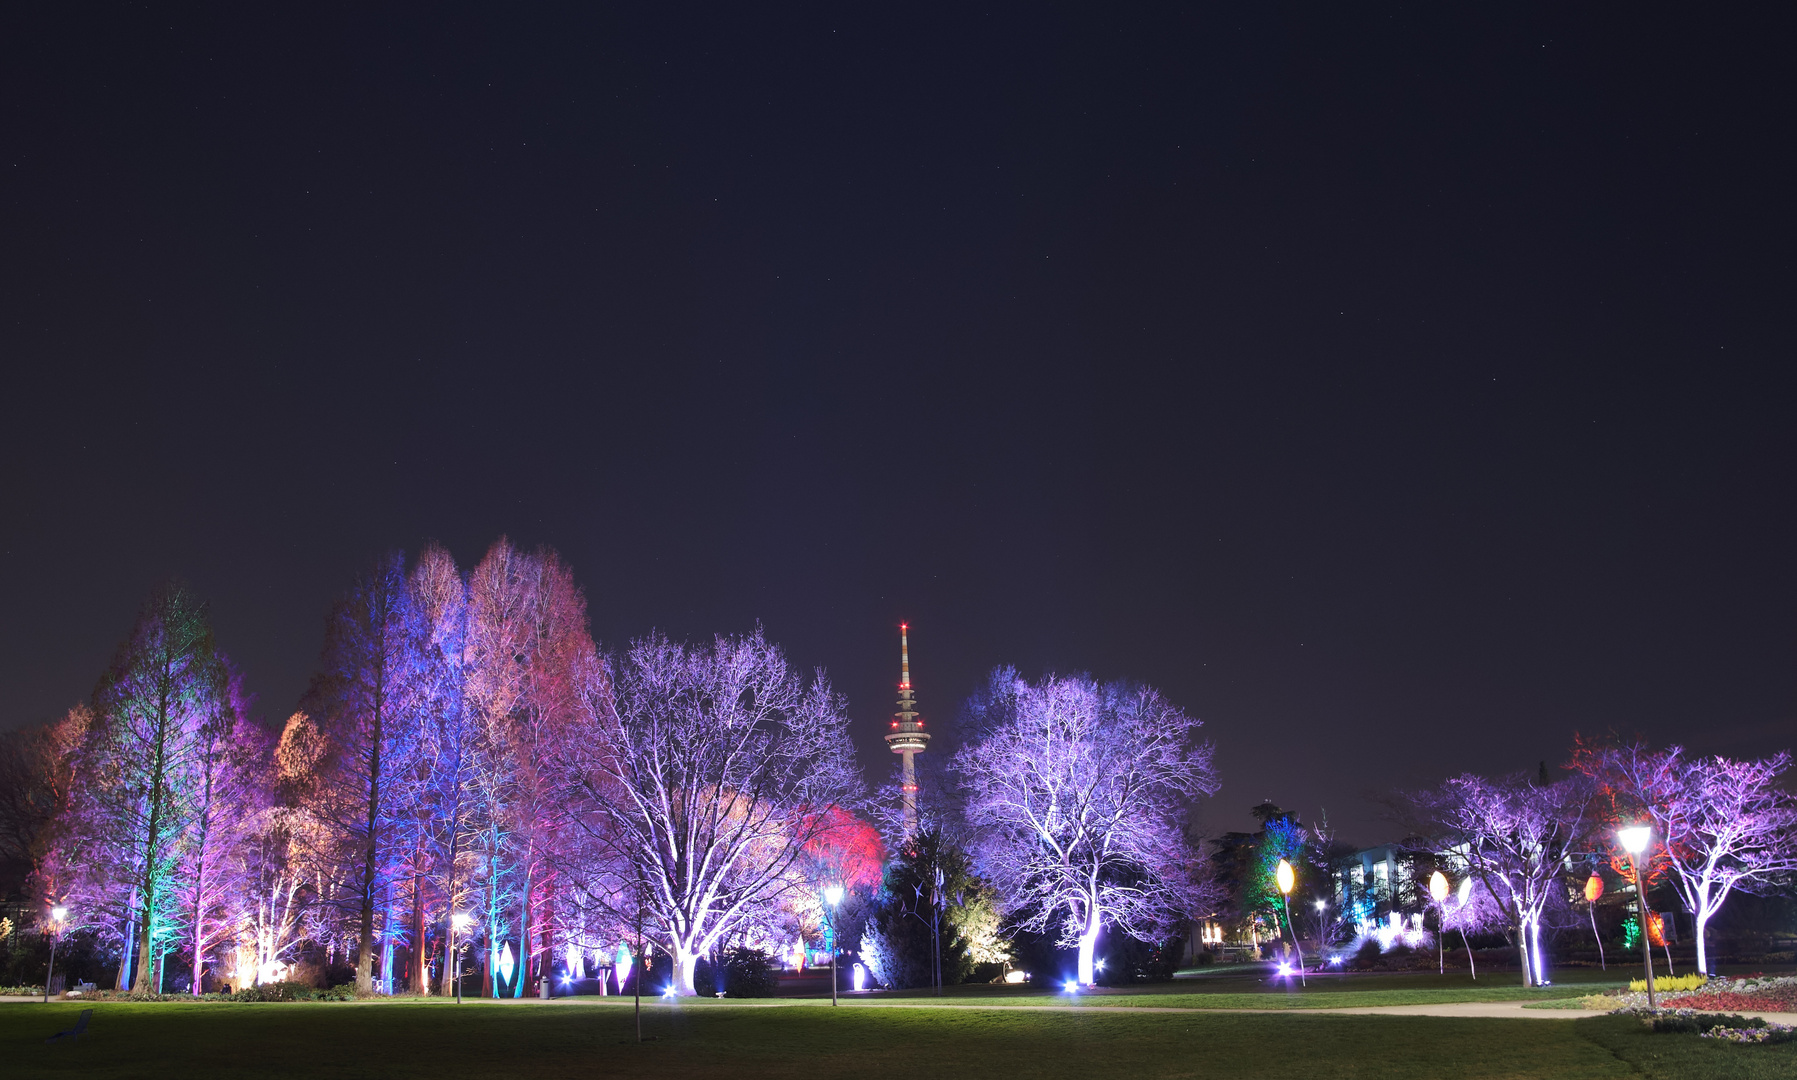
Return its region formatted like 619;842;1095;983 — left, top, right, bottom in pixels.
1652;1012;1760;1034
230;980;320;1002
1633;973;1706;993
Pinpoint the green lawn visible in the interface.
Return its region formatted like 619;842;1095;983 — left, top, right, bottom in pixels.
5;998;1794;1080
869;966;1626;1008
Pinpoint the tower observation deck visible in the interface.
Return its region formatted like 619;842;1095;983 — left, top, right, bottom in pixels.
884;623;929;836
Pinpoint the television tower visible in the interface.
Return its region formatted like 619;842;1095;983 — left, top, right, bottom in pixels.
884;623;929;837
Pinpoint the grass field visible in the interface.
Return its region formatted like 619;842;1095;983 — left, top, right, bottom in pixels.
6;996;1796;1080
871;964;1628;1008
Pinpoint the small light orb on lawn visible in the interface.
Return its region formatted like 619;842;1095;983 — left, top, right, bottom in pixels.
1277;962;1292;976
1063;980;1078;993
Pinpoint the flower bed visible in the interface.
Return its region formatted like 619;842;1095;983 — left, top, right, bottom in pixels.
1674;975;1797;1014
1603;975;1797;1014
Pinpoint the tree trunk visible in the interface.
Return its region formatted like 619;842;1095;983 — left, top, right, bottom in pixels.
117;907;136;990
673;942;701;997
1694;908;1711;974
410;869;427;993
1513;921;1533;986
1076;904;1101;986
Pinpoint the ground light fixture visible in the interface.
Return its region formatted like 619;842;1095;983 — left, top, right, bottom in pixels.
824;885;845;1007
1276;859;1306;986
45;905;68;1003
1617;825;1657;1009
1063;980;1079;994
451;912;473;1004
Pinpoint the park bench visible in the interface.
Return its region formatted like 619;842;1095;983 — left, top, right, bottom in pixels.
46;1008;92;1043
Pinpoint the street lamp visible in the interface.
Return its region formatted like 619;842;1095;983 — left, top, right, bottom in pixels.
45;906;68;1003
823;885;845;1007
1617;825;1657;1009
1429;871;1450;975
451;912;473;1004
1276;860;1305;986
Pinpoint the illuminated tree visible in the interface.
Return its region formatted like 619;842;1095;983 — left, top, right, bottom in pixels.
407;544;479;996
465;538;604;997
1404;772;1593;986
1575;741;1797;974
565;627;859;996
954;669;1218;986
303;552;425;993
81;584;237;992
172;669;264;994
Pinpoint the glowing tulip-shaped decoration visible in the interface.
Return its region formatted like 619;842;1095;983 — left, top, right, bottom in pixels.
1584;874;1603;904
1429;871;1449;904
615;942;634;993
1274;859;1305;985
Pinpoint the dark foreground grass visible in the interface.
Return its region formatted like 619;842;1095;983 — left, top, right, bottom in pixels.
4;999;1793;1080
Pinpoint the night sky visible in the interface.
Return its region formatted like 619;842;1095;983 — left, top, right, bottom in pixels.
3;5;1792;844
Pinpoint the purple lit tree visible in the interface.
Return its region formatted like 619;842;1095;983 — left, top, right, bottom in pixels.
407;544;479;996
953;670;1218;987
564;628;859;996
172;667;265;994
1577;742;1797;974
1405;772;1593;986
303;552;426;993
83;584;237;992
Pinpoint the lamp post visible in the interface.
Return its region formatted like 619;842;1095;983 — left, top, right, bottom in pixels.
1276;860;1305;986
1429;871;1449;975
44;906;67;1003
823;885;844;1007
451;912;472;1004
1617;825;1657;1010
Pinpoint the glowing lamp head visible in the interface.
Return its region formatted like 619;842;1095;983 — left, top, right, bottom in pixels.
1617;825;1651;855
823;885;844;907
1429;870;1450;904
452;912;473;930
1276;859;1295;896
1314;900;1326;912
1584;873;1603;903
51;905;68;922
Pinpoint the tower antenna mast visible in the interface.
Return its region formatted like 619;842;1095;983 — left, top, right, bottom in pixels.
884;623;930;837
